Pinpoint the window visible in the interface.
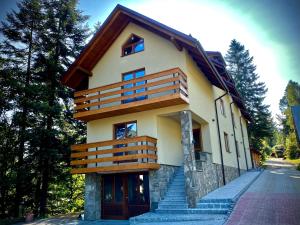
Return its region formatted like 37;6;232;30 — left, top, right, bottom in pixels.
224;132;230;152
232;112;236;127
220;99;226;116
122;69;146;103
114;121;137;162
122;34;144;56
193;128;203;160
236;141;240;157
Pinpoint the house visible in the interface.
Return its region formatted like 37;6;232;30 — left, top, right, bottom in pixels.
291;105;300;145
250;148;262;168
61;5;253;220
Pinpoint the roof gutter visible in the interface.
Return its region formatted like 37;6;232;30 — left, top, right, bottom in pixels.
230;102;241;176
214;91;228;185
240;116;250;170
194;40;229;92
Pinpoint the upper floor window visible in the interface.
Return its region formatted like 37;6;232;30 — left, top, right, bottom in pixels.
220;99;226;116
232;112;236;127
224;132;230;153
122;34;144;56
122;69;146;103
236;141;240;157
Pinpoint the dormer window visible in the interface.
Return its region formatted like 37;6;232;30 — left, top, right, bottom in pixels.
122;34;144;56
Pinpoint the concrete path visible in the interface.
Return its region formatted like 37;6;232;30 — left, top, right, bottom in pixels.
226;158;300;225
16;218;129;225
201;170;261;202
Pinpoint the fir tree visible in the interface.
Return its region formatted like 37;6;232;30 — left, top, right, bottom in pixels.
0;0;43;216
278;80;300;158
0;0;89;217
225;39;273;150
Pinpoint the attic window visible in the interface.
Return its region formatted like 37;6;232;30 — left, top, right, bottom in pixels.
122;34;144;56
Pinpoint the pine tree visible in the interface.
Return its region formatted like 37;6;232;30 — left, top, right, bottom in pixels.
279;80;300;158
0;0;43;216
31;0;89;216
225;39;273;150
0;0;89;217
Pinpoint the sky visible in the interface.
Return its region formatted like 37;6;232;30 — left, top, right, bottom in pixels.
1;0;299;118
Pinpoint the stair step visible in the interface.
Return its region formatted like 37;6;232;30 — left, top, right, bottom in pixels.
160;200;187;204
129;213;228;223
155;208;228;214
158;204;188;209
163;197;186;201
199;199;233;203
197;203;232;209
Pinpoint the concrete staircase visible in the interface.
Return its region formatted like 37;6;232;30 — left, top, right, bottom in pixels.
155;166;232;214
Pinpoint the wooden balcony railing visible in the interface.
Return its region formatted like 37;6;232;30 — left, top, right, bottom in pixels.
73;68;189;121
70;136;159;174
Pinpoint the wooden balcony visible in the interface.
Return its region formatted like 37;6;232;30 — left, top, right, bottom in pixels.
70;136;159;174
74;68;189;121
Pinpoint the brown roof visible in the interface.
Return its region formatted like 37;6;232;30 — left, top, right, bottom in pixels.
61;4;251;121
61;4;227;92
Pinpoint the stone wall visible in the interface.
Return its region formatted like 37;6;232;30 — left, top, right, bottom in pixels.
84;173;101;220
149;164;179;210
194;156;242;201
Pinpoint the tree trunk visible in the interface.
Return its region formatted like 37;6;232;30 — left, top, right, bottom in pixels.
14;22;34;217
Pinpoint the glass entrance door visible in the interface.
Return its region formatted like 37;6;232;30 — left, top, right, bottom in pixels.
101;172;150;219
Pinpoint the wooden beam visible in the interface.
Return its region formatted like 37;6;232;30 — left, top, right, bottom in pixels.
71;163;160;174
71;153;157;166
71;145;157;158
170;36;183;51
76;66;93;77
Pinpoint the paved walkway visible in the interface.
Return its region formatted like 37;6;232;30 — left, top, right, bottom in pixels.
226;158;300;225
17;169;262;225
202;170;261;202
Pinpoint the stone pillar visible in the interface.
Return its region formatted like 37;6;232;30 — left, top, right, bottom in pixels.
84;173;101;220
180;110;198;208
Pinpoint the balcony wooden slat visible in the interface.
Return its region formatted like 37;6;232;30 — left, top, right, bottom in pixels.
74;76;179;104
75;83;180;110
71;136;152;151
71;145;157;158
73;67;189;121
70;136;158;174
74;93;187;121
71;163;160;174
74;67;181;97
71;153;157;165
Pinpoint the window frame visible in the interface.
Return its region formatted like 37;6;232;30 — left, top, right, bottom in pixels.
121;68;147;103
220;99;226;117
113;120;138;163
121;34;144;57
224;132;230;153
236;140;240;157
113;120;138;140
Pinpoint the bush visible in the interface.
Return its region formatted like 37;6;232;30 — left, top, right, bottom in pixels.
297;163;300;171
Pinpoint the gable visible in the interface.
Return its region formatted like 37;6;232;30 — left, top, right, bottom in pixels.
61;4;226;92
89;22;187;89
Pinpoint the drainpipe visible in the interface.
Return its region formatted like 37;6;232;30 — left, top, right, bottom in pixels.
239;116;250;170
214;92;228;185
230;102;240;176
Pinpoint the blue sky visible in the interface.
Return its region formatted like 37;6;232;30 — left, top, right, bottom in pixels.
1;0;299;118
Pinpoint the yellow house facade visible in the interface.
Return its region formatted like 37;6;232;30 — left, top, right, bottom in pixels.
62;5;253;220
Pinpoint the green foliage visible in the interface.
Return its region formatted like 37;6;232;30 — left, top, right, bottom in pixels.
0;0;89;218
225;39;274;150
278;80;300;159
297;163;300;171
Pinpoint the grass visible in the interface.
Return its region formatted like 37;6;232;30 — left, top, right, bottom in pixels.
0;218;24;225
285;158;300;165
284;158;300;171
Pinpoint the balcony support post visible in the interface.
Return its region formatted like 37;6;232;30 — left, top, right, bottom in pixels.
84;173;101;220
180;110;198;208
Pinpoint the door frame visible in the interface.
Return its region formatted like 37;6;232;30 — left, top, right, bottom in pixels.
101;172;150;220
